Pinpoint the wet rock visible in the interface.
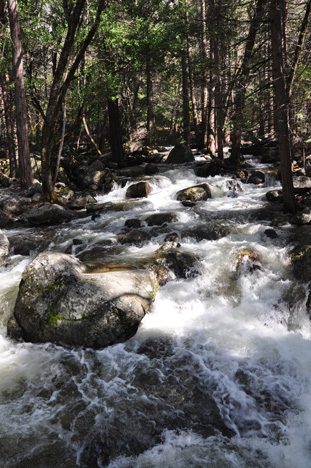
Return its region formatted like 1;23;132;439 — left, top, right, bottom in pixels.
118;229;150;246
26;204;75;226
226;179;244;196
8;252;159;348
165;143;194;164
264;228;278;239
151;250;201;285
76;241;116;263
9;230;55;257
176;183;212;203
0;229;9;265
290;226;311;281
266;190;282;202
194;159;226;177
144;212;178;226
247;170;265;184
0;208;10;228
126;181;152;198
124;218;145;228
144;162;159;175
236;249;262;273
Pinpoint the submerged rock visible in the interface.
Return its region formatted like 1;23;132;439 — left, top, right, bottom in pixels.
8;252;159;348
236;249;262;273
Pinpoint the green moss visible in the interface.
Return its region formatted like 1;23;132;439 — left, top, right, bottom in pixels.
48;306;64;325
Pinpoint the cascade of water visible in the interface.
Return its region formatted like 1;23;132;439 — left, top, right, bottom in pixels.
0;155;311;468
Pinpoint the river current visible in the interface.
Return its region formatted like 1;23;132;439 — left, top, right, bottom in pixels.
1;153;311;467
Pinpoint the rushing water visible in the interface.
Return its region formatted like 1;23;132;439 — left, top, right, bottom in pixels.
1;153;311;468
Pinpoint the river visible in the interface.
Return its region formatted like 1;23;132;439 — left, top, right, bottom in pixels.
1;152;311;467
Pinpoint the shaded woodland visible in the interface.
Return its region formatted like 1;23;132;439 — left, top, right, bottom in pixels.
1;0;311;211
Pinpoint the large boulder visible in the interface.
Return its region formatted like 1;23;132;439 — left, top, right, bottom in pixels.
165;144;194;164
0;229;9;265
8;252;159;348
176;183;212;202
26;204;75;226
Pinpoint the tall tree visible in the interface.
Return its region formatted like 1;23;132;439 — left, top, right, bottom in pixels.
270;0;296;213
41;0;106;201
230;0;267;165
7;0;33;189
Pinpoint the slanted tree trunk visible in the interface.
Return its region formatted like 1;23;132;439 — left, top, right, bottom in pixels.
108;98;124;168
41;0;106;201
270;0;296;213
7;0;33;189
230;0;267;165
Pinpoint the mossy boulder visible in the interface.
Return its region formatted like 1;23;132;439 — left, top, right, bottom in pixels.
8;252;159;348
176;183;212;202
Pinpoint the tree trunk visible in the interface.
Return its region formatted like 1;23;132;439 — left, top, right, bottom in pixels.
7;0;33;189
146;55;155;146
270;0;296;213
41;0;106;201
0;75;18;177
181;48;191;146
230;0;267;165
108;98;124;168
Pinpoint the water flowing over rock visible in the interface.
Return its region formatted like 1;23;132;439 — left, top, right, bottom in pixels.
126;181;153;198
8;252;159;348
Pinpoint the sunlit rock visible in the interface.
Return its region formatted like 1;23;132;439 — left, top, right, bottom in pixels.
126;181;153;198
176;183;212;202
8;252;159;348
0;229;9;265
236;248;262;273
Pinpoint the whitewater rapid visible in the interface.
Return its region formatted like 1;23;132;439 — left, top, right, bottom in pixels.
1;154;311;467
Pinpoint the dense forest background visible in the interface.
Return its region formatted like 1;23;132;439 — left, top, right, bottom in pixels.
1;0;311;211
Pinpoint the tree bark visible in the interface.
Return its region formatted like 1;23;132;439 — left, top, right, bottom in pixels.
270;0;296;213
287;0;311;97
146;55;155;146
0;75;17;177
181;48;191;146
7;0;33;189
108;98;124;168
